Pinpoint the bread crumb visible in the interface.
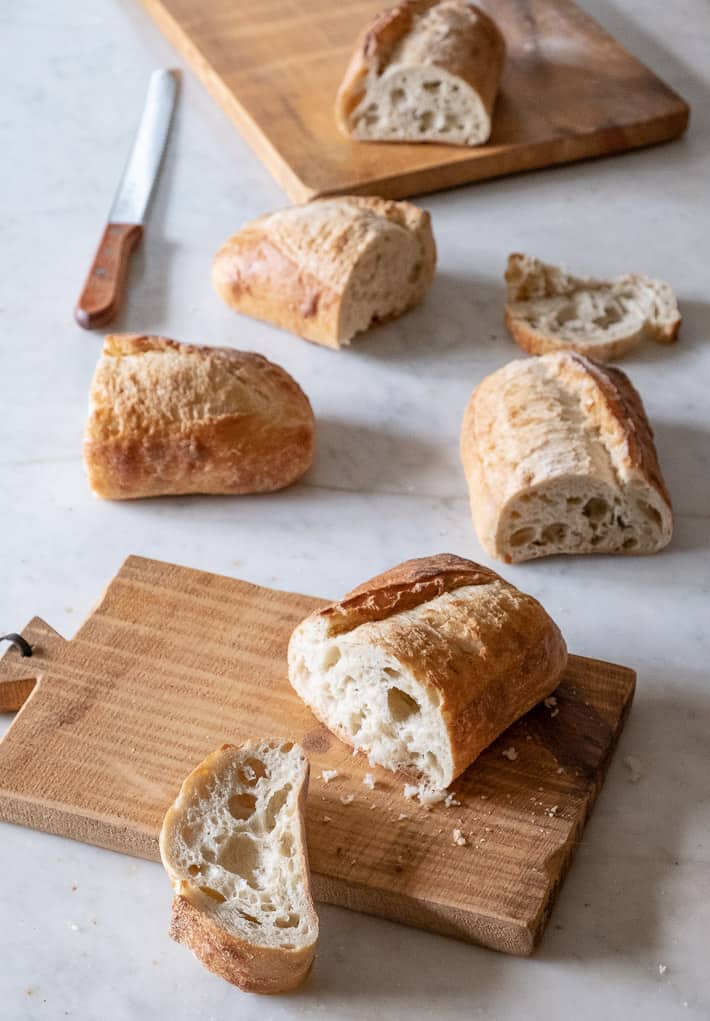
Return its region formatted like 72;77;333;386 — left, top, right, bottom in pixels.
322;815;331;823
369;804;376;810
444;793;461;808
398;813;408;821
362;773;376;790
546;805;559;817
452;828;467;847
321;769;339;783
403;784;419;800
658;963;668;975
502;746;518;761
339;793;355;805
544;696;558;708
550;708;559;718
624;755;643;782
556;766;565;774
403;783;446;805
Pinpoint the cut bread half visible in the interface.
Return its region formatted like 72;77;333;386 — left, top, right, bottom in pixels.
159;741;318;994
336;0;506;146
460;352;673;562
212;196;436;349
504;253;681;362
288;554;567;788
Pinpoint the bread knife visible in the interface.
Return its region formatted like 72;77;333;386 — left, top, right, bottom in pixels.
74;69;178;330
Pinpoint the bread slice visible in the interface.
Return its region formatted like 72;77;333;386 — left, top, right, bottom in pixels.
505;253;681;361
212;196;436;349
336;0;506;146
460;351;673;563
83;334;314;499
160;741;318;994
288;554;567;789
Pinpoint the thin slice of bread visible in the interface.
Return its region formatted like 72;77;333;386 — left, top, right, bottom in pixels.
159;741;318;994
504;253;681;361
336;0;506;146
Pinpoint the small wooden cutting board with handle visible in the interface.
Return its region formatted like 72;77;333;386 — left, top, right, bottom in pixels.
0;556;635;955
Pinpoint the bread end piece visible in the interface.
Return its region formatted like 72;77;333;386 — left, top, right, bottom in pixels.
212;197;435;348
504;254;681;362
336;0;506;146
160;741;318;994
460;351;673;562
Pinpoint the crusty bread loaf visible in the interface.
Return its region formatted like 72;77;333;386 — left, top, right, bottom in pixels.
336;0;506;146
83;334;314;499
288;554;567;789
160;741;318;994
505;253;681;361
460;351;673;563
212;196;436;349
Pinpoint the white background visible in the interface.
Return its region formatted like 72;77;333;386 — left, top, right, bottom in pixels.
1;1;708;1018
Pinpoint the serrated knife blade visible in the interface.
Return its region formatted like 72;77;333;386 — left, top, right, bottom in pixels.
74;69;178;330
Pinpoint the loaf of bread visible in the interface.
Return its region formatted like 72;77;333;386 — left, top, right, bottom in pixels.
160;741;319;994
460;351;673;562
336;0;506;146
83;334;314;499
212;196;436;349
288;554;567;789
505;253;681;361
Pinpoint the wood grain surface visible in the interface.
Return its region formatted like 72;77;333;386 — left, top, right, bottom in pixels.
138;0;689;200
74;222;144;329
0;556;635;954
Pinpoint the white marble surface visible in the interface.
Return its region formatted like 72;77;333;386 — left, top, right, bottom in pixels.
1;1;709;1017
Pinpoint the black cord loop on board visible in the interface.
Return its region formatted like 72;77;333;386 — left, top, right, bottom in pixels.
0;634;32;657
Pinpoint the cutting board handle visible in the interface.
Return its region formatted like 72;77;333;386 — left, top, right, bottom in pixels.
0;618;65;712
74;222;144;330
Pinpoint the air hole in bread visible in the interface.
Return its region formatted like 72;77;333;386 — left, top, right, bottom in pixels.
199;885;226;903
622;537;638;549
280;742;294;754
418;111;433;132
637;500;663;528
219;833;260;885
582;497;609;524
387;686;420;722
228;792;257;821
187;864;201;877
280;832;294;856
423;80;441;93
237;908;260;925
322;646;341;670
567;497;582;506
238;758;267;786
390;87;406;106
408;259;423;284
265;785;291;829
275;913;300;929
541;523;567;544
510;527;536;547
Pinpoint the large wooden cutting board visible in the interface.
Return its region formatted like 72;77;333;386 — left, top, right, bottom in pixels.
139;0;689;200
0;556;635;955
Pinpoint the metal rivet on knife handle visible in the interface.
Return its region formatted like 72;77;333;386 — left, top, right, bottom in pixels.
0;634;33;657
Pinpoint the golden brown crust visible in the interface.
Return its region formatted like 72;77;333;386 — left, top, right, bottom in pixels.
335;0;506;138
169;895;315;994
568;354;672;509
83;334;315;499
321;553;501;636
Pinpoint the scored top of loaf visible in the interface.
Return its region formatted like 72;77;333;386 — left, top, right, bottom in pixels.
316;554;501;636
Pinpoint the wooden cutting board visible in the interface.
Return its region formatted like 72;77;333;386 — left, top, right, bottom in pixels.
0;556;635;955
139;0;689;200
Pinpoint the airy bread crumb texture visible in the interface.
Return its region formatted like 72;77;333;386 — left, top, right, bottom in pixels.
505;253;681;361
159;741;318;993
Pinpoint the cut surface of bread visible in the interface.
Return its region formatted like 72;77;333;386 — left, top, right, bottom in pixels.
505;253;681;361
460;351;673;563
212;196;436;349
336;0;506;146
83;334;314;498
288;555;567;788
160;741;318;994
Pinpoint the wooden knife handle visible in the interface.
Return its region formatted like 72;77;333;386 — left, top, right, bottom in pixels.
74;222;143;330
